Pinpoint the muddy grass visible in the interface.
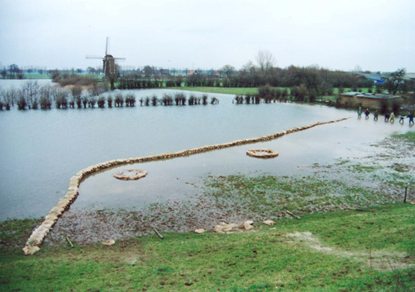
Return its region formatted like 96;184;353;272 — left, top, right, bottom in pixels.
37;132;415;247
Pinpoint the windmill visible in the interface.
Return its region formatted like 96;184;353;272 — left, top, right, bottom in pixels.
86;37;125;88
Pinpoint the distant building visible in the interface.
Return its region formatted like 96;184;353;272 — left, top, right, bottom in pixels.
160;69;170;75
337;92;402;109
354;72;415;84
187;70;199;76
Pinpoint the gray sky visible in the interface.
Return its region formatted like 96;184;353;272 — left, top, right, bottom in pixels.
1;0;414;72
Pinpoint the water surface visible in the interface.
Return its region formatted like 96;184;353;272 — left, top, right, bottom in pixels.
0;80;412;220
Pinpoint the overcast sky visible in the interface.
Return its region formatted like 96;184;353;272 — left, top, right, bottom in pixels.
1;0;414;72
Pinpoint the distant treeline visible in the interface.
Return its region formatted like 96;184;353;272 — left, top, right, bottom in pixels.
0;81;219;111
119;66;376;94
233;85;318;104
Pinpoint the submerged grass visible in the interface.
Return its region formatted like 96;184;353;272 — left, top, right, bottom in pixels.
0;204;414;291
392;131;415;143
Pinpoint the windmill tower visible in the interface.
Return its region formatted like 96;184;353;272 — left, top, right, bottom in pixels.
86;38;125;88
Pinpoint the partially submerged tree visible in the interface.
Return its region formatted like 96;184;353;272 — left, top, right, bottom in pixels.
53;88;69;109
20;81;40;109
39;86;52;110
71;86;83;109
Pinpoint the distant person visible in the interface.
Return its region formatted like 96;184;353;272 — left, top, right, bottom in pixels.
399;113;406;124
408;112;414;125
384;112;390;122
364;108;370;119
357;107;362;118
390;112;395;123
374;110;379;121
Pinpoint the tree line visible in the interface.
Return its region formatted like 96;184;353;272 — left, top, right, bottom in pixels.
0;81;113;111
138;93;218;106
0;81;222;111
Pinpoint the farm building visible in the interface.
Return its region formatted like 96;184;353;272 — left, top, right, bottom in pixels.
355;72;415;84
337;92;402;109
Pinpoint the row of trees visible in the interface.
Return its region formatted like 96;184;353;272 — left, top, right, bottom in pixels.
233;85;316;104
119;64;375;92
138;93;218;106
119;50;413;99
0;81;223;111
0;81;110;111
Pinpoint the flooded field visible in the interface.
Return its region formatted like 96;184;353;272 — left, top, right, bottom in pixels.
0;80;413;221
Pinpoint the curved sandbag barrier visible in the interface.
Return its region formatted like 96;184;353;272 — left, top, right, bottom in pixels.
23;116;350;255
247;148;279;158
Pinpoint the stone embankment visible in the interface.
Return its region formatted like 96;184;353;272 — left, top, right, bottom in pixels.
23;117;350;255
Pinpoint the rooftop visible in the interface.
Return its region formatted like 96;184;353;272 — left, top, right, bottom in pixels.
340;92;401;99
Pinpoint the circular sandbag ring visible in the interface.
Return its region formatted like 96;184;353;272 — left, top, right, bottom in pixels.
246;149;279;159
113;169;148;181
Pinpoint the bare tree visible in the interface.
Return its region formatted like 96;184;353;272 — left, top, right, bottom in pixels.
39;86;52;109
354;65;362;72
71;86;83;108
4;87;18;108
20;81;40;109
52;88;69;109
242;61;256;76
255;50;276;73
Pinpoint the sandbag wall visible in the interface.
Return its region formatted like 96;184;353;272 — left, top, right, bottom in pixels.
23;117;350;255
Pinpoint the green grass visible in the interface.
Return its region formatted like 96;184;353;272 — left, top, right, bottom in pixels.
393;132;415;143
1;204;414;291
168;86;260;96
23;73;52;79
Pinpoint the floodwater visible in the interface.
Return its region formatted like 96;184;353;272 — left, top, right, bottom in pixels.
0;79;413;220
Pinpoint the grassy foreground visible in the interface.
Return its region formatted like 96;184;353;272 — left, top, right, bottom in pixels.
1;203;414;291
